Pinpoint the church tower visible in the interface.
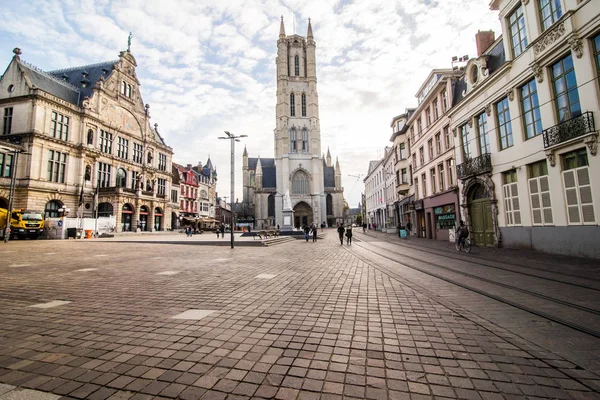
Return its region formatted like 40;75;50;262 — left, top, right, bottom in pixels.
273;17;325;227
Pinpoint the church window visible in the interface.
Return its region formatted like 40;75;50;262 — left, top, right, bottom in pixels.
294;55;300;76
302;128;309;153
268;194;275;217
301;93;306;116
326;194;333;216
290;93;295;116
289;128;297;153
292;170;309;195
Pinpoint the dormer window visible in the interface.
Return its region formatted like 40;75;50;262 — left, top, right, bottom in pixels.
121;81;132;97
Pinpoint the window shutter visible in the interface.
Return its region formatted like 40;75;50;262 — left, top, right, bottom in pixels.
577;168;595;223
511;183;521;224
529;176;553;225
563;170;581;224
529;179;542;224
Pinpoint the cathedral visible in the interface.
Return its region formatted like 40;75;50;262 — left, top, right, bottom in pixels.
242;17;345;229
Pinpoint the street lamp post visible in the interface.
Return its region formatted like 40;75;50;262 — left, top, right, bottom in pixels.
218;131;247;249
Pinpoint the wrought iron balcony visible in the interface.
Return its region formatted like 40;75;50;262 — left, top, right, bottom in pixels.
457;153;492;179
543;111;595;148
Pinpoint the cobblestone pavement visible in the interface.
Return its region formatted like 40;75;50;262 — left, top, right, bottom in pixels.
0;231;599;399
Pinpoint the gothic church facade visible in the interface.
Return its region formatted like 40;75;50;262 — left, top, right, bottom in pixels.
243;18;344;229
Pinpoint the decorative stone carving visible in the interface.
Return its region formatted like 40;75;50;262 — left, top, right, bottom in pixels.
485;105;492;116
506;88;515;101
569;36;583;59
468;119;473;128
545;150;556;167
534;22;565;56
521;0;529;4
584;134;598;156
531;62;544;83
452;128;457;137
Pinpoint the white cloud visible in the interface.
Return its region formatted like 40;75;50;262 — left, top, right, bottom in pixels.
0;0;501;207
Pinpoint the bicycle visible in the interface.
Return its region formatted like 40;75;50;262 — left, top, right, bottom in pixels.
455;237;472;253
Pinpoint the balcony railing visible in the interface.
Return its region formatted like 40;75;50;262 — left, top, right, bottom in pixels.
543;111;595;148
457;153;492;179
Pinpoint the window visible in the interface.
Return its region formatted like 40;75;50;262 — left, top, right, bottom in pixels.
3;107;13;135
594;34;600;89
421;173;427;198
496;97;514;150
116;168;127;187
147;151;153;165
99;130;113;154
435;132;442;154
0;152;14;178
45;200;62;218
431;168;437;194
401;168;407;184
433;99;439;120
417;117;422;134
539;0;562;32
87;129;94;145
414;178;419;199
562;148;595;224
552;54;581;122
443;126;450;150
399;143;406;160
98;162;112;188
419;147;424;166
438;163;445;191
477;113;490;154
121;81;132;97
157;178;166;196
292;170;309;195
428;139;434;159
294;55;300;76
132;172;140;190
521;79;543;139
158;153;167;171
47;150;66;183
502;170;521;226
301;128;309;152
441;89;448;112
133;143;143;163
301;93;306;117
50;111;69;141
447;159;454;187
426;107;431;125
509;5;527;57
289;128;297;153
117;137;129;159
171;189;178;204
460;124;473;159
290;93;295;116
412;154;417;170
528;160;553;225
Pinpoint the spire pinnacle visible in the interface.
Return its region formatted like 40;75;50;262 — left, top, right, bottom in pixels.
243;145;248;156
307;18;313;39
279;16;286;38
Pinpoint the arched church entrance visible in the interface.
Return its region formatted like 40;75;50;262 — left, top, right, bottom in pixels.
293;201;312;229
467;183;494;247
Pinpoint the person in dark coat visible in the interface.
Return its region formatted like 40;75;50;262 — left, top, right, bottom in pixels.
303;225;310;242
220;224;225;238
337;224;345;245
311;224;318;242
346;226;353;245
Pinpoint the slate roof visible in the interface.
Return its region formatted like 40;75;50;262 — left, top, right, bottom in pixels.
324;166;335;188
248;158;276;189
19;61;81;105
47;60;118;105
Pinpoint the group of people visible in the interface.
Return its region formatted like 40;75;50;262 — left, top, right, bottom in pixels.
215;223;226;238
303;223;319;242
337;223;353;245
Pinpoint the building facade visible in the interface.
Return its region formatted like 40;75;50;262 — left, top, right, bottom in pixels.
0;47;174;232
364;157;386;230
242;18;345;229
449;0;600;257
390;112;413;231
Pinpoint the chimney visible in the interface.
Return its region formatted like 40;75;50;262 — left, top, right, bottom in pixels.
475;30;495;57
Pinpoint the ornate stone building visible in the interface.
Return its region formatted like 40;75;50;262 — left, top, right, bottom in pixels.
242;18;345;229
0;46;174;232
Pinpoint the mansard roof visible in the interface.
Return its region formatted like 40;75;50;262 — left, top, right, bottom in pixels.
47;60;118;105
17;61;81;105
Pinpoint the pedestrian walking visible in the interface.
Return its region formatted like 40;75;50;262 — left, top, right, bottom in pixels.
304;225;310;242
216;227;220;238
337;224;345;245
362;223;366;233
346;225;353;245
220;223;225;238
311;224;317;242
186;225;192;237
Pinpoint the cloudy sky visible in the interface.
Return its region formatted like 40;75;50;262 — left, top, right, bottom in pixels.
0;0;500;207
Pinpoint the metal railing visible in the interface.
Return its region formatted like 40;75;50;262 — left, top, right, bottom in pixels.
543;111;595;148
457;153;492;179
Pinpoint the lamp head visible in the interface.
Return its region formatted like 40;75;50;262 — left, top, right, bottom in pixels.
224;131;231;137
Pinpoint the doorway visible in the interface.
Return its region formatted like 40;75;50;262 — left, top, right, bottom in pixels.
468;184;494;246
293;201;312;228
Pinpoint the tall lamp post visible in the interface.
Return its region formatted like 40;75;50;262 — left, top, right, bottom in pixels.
218;131;247;249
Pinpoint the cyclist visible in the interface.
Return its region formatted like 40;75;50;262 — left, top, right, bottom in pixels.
456;220;469;249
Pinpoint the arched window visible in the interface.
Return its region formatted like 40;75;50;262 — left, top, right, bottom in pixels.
44;200;62;218
268;194;275;217
116;168;127;187
84;165;91;181
294;55;300;76
326;194;333;216
289;128;297;153
292;170;309;195
147;151;153;164
302;128;309;153
98;202;113;217
146;179;152;191
290;93;295;116
121;203;134;232
301;93;306;116
87;129;94;145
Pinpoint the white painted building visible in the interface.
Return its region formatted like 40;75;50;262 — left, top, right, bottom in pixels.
448;0;600;257
364;150;389;231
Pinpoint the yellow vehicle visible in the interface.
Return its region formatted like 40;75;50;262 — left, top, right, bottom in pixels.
0;208;45;240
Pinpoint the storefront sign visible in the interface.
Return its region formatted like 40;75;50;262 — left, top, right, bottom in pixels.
414;200;424;210
437;214;455;221
434;204;455;215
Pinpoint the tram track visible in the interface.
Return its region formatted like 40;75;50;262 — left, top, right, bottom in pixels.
348;241;600;339
362;233;600;288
